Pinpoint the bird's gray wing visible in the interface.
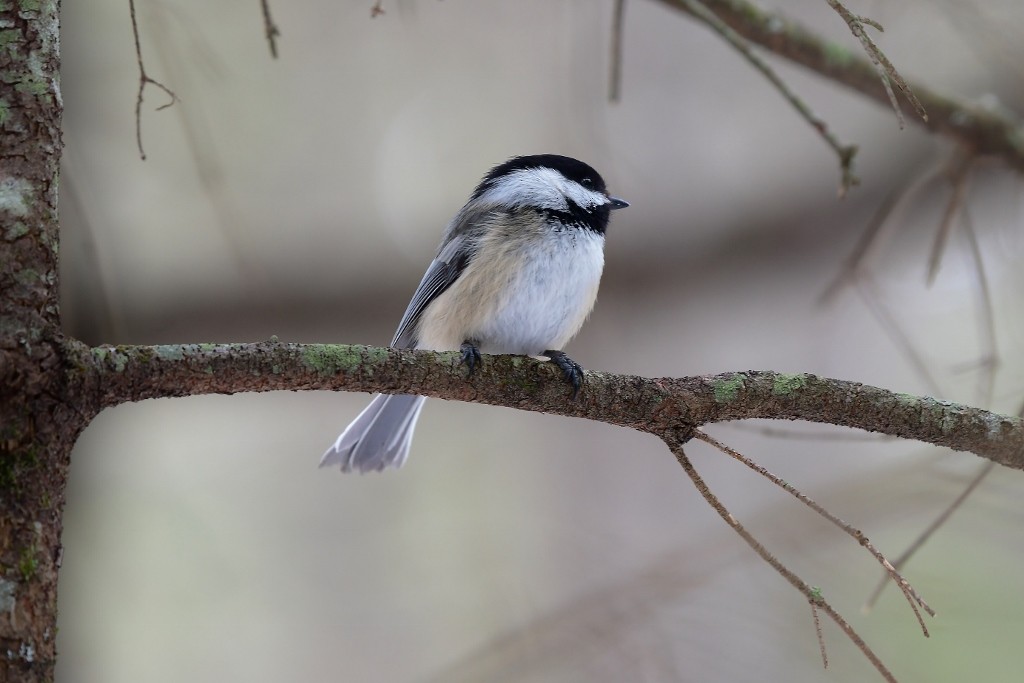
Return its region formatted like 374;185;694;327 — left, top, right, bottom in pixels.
391;233;473;349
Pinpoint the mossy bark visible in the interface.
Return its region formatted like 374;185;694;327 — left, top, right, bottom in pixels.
0;2;75;681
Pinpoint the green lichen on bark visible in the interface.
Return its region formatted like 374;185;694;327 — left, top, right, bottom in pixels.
712;373;747;402
301;344;388;376
772;373;807;395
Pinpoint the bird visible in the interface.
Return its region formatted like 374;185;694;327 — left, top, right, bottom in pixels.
320;154;628;473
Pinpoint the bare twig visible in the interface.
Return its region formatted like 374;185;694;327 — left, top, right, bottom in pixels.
926;152;974;286
695;430;934;634
667;441;898;682
371;0;385;17
810;592;829;669
609;0;627;102
824;0;928;128
675;0;859;195
129;0;179;161
260;0;281;58
864;460;995;611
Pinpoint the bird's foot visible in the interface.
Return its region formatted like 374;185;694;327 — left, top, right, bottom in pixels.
542;350;584;399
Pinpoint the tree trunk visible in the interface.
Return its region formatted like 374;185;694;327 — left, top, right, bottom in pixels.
1;3;74;681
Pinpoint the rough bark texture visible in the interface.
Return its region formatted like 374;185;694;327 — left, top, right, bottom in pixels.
66;340;1024;470
0;2;66;681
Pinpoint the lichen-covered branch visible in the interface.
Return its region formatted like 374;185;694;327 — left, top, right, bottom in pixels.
67;340;1024;471
657;0;1024;172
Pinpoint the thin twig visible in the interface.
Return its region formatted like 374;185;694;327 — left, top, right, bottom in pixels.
724;422;894;442
824;0;927;128
609;0;627;102
695;430;934;634
926;152;974;286
864;460;995;611
853;275;944;397
958;208;998;406
667;441;898;682
370;0;385;17
260;0;280;58
810;592;829;669
676;0;859;195
129;0;179;161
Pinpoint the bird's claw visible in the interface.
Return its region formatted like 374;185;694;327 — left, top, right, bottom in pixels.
543;350;584;399
460;340;482;375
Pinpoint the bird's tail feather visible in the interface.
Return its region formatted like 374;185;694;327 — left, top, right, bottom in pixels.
320;394;427;473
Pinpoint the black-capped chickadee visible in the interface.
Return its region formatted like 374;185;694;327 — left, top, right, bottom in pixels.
321;154;628;473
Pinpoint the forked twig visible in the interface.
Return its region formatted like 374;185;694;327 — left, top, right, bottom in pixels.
695;430;934;635
677;0;859;195
864;459;995;612
129;0;179;161
824;0;927;128
667;441;898;682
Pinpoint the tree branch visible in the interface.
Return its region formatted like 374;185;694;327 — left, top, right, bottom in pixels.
656;0;1024;172
67;339;1024;470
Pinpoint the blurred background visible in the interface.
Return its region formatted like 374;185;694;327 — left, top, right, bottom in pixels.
55;1;1024;681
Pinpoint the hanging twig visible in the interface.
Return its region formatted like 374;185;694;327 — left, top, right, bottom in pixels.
129;0;179;161
260;0;281;58
810;592;829;669
926;151;974;286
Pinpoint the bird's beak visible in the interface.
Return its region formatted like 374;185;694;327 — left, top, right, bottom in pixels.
607;196;629;210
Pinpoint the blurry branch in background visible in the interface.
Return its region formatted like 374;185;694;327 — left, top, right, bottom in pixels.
823;0;927;128
656;0;1024;173
926;151;974;285
608;0;627;102
672;0;859;194
147;4;274;290
260;0;281;58
129;0;178;160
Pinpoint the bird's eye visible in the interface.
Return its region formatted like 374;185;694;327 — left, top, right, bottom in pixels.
580;177;594;188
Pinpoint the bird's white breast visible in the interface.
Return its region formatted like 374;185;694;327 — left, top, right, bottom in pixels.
415;222;605;355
